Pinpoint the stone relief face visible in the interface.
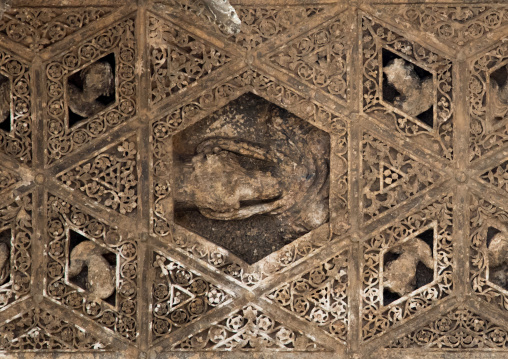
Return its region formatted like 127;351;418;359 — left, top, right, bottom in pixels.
2;1;508;358
173;93;330;264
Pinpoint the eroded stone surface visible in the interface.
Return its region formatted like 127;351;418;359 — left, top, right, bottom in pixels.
1;1;508;358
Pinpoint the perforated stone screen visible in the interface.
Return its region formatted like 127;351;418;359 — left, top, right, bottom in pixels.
0;0;508;359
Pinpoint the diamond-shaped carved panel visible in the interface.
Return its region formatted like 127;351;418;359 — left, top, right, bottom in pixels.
361;194;453;342
44;17;137;165
470;196;508;310
361;14;454;160
470;42;508;162
44;194;138;341
0;194;32;310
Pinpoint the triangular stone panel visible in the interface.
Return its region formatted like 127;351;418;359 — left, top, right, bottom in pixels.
266;249;349;342
172;304;325;351
150;251;234;343
148;13;232;105
0;7;116;52
0;307;109;350
57;136;138;215
388;305;508;349
269;12;350;103
361;132;440;222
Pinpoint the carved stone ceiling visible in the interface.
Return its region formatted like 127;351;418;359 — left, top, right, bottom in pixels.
1;0;508;358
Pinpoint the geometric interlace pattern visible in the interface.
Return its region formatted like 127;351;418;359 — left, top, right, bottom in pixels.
0;0;508;358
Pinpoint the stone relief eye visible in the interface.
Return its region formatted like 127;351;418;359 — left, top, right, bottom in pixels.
0;74;11;133
67;230;117;306
383;228;434;306
382;48;434;129
67;53;116;128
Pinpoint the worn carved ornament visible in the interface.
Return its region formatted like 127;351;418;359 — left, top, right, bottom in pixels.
1;1;508;358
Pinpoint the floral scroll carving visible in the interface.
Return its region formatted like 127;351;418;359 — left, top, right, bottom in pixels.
361;195;453;341
45;17;136;164
148;14;231;105
151;252;232;342
361;132;440;222
381;5;508;48
469;41;508;161
388;306;508;349
0;50;31;164
266;250;349;342
480;159;508;194
45;195;138;341
0;166;18;195
470;197;508;312
361;15;454;159
269;12;350;103
153;1;325;51
0;7;115;52
58;137;138;215
0;194;32;309
172;305;324;351
0;308;109;350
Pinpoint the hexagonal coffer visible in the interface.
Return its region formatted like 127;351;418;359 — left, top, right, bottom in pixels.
173;93;330;264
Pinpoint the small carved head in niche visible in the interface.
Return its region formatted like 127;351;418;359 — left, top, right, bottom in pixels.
173;93;330;264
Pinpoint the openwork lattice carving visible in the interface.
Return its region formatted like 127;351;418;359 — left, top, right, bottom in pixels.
0;194;32;309
374;5;508;48
148;14;231;105
0;50;31;164
388;306;508;349
44;17;136;164
3;1;508;357
361;14;454;159
480;159;508;194
0;7;116;52
361;195;453;341
0;166;18;195
269;12;350;103
172;305;325;351
470;196;508;311
153;1;326;51
151;69;347;286
266;249;348;342
57;136;138;215
361;132;440;222
150;251;233;343
470;40;508;161
45;195;138;341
